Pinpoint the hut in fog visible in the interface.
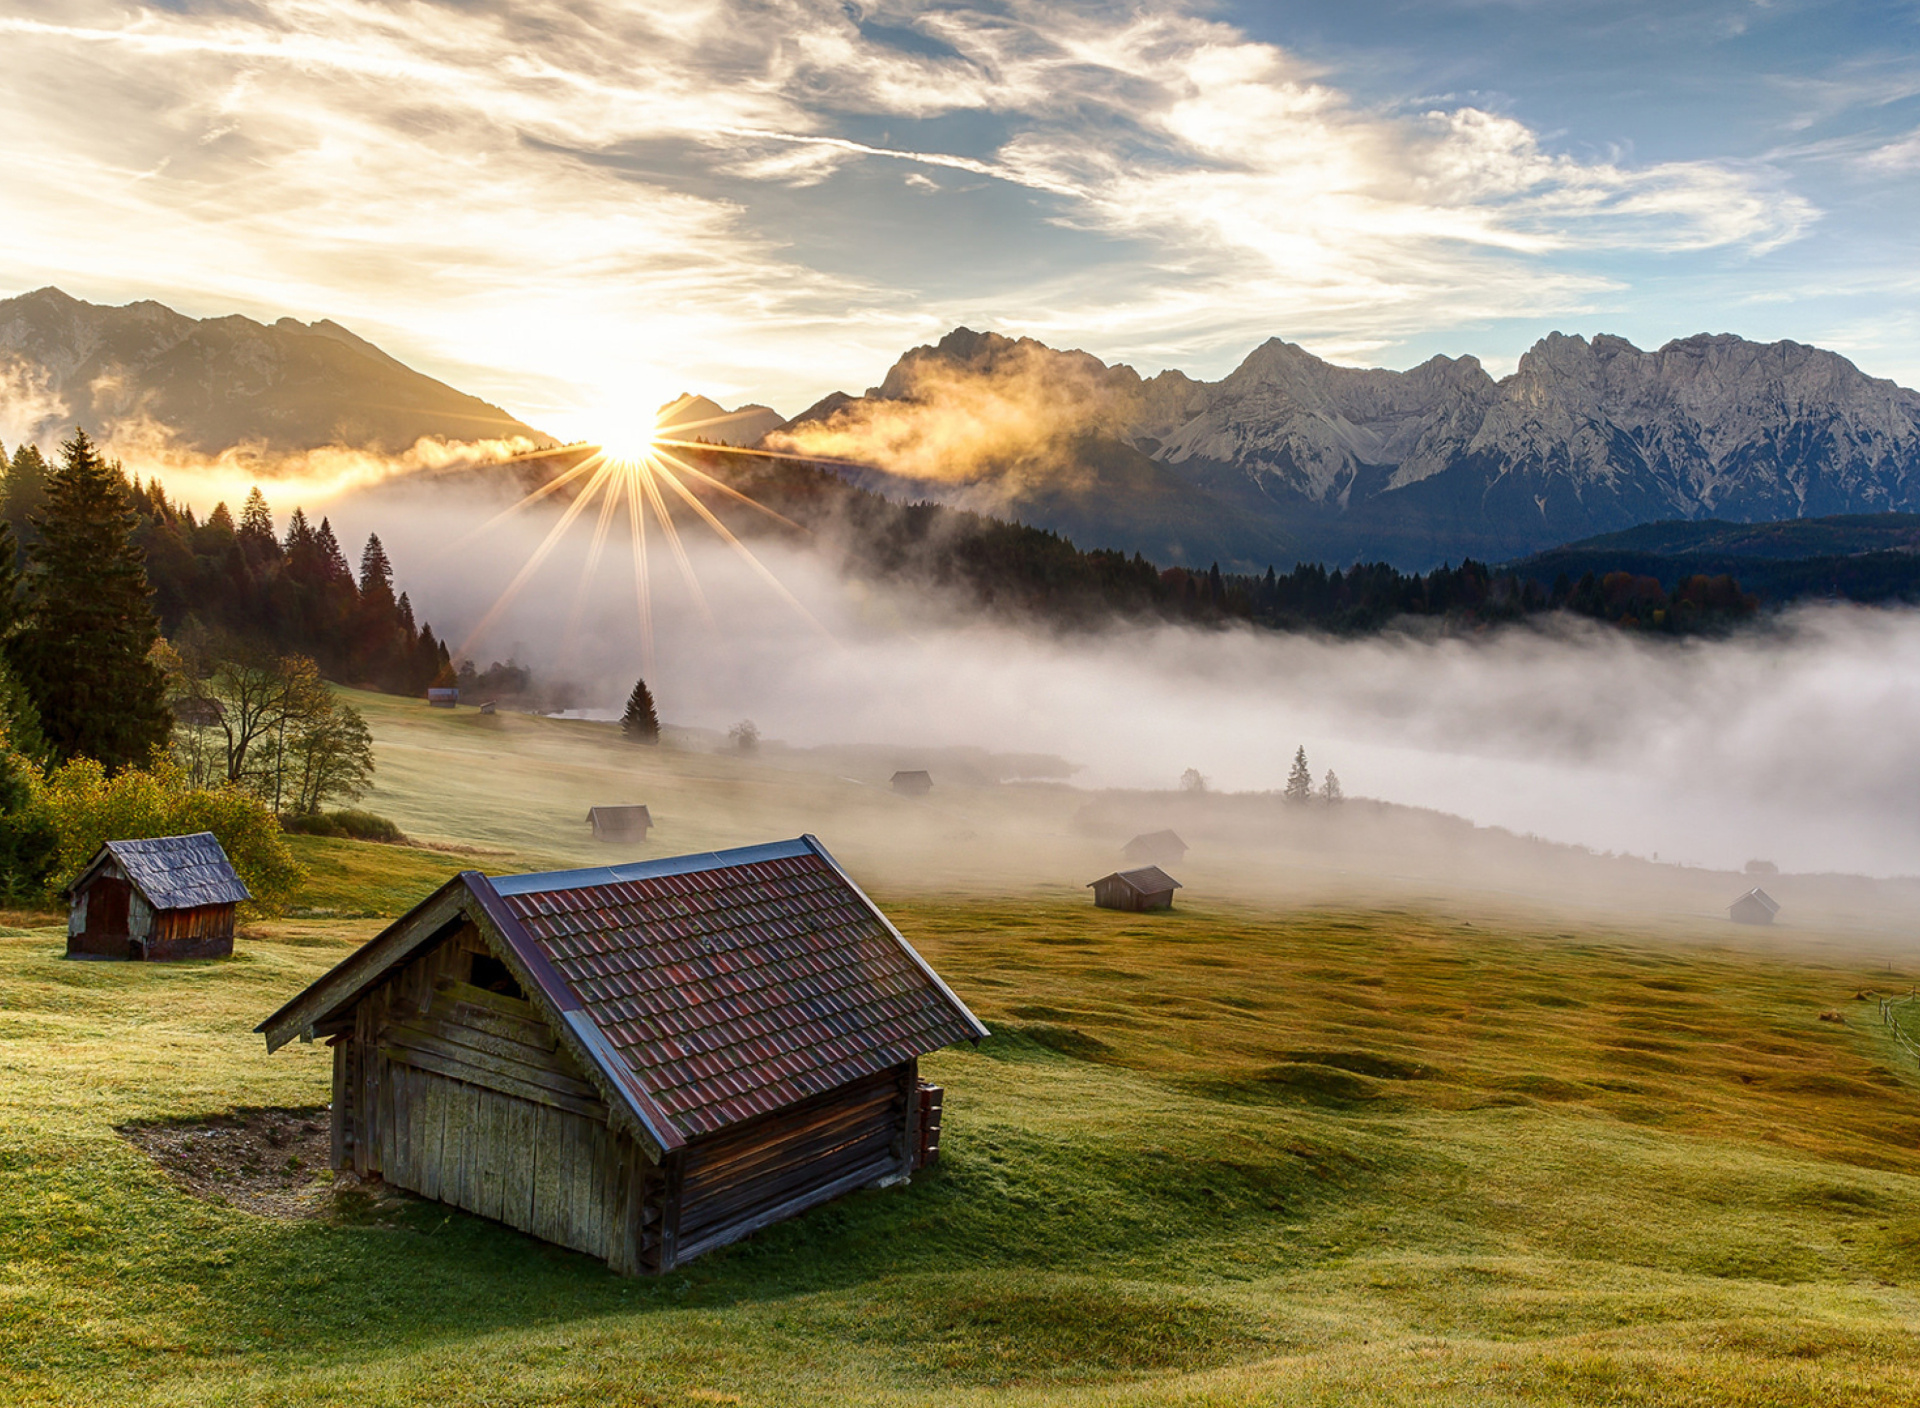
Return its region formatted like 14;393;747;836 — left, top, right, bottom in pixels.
256;835;987;1276
586;805;653;843
64;833;250;961
891;770;933;798
1088;865;1183;913
1729;888;1780;926
427;687;458;709
1122;830;1188;866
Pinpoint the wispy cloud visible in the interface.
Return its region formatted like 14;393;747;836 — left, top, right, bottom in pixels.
0;0;1825;427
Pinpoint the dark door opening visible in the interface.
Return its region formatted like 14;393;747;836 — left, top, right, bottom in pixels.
85;877;133;954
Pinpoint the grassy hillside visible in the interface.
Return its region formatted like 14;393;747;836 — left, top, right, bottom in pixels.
4;694;1919;1405
2;895;1918;1406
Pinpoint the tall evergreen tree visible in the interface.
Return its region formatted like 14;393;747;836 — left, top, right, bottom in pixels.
1284;745;1313;804
9;428;170;769
315;517;354;585
239;486;274;539
3;443;50;549
359;533;395;607
621;677;660;744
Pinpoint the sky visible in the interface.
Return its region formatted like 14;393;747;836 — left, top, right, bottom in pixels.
1;0;1917;441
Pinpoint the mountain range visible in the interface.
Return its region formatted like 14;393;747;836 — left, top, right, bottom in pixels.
6;286;1920;574
0;286;543;456
777;327;1920;570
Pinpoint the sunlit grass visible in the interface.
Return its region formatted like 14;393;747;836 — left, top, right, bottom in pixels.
4;699;1915;1404
1;876;1918;1405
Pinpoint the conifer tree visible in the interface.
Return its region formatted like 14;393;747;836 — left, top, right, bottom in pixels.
9;428;170;768
239;486;275;543
315;517;354;585
1284;745;1313;803
359;533;395;607
3;443;50;548
621;677;661;744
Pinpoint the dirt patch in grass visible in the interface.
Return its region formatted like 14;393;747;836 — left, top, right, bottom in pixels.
119;1106;338;1217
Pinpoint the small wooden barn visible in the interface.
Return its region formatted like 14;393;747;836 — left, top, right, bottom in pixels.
1122;830;1189;866
65;832;250;961
1088;865;1183;913
257;836;988;1275
1729;887;1780;925
586;805;652;843
890;770;932;797
427;687;458;709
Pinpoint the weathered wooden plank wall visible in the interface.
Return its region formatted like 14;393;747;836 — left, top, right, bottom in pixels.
669;1062;911;1265
331;921;646;1267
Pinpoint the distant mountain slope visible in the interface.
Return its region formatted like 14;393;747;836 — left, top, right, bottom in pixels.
1508;512;1920;604
0;286;545;454
774;327;1920;571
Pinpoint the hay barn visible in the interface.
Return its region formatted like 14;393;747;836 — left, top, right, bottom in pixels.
890;770;932;797
586;805;652;843
427;687;458;708
1122;830;1189;866
65;832;250;961
1729;888;1780;925
257;836;988;1276
1088;865;1183;913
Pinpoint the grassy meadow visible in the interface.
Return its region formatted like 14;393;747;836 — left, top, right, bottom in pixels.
2;696;1919;1405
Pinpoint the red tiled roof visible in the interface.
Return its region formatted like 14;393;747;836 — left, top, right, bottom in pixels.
487;838;986;1141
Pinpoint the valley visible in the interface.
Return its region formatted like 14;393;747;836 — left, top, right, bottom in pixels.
1;696;1917;1406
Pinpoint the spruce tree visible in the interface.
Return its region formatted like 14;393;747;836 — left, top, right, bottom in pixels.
359;533;395;607
239;486;275;543
3;443;49;548
1284;745;1313;803
621;677;660;744
9;428;170;768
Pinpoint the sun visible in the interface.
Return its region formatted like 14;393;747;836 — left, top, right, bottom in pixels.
589;411;665;462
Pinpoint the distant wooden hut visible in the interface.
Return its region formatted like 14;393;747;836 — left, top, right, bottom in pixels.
586;805;652;843
1122;830;1188;866
427;687;459;709
1088;865;1183;912
891;770;932;797
64;833;250;961
1729;888;1780;925
256;836;988;1276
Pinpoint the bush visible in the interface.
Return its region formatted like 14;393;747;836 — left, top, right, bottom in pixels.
39;756;306;914
280;808;407;844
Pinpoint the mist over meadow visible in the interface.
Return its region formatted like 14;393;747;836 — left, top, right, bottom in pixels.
321;483;1920;880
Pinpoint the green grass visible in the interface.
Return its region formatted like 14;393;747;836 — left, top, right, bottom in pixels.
2;889;1919;1406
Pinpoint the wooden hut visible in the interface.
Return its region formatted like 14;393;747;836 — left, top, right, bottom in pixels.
1122;830;1188;866
427;687;458;709
1088;865;1183;913
256;836;988;1276
891;770;932;797
586;805;652;843
1729;888;1780;925
64;832;250;961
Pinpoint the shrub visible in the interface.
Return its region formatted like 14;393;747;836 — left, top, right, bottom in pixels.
280;808;407;844
39;756;305;914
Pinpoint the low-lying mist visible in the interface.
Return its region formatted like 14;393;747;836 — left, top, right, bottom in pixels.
323;480;1920;883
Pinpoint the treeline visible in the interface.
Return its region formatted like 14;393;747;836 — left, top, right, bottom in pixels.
3;437;453;695
678;447;1760;637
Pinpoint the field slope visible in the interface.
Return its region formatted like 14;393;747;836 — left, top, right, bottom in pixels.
2;698;1918;1405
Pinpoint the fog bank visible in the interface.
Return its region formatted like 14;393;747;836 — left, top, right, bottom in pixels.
334;485;1920;879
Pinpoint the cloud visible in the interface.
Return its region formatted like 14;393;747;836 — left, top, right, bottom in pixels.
0;0;1820;424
